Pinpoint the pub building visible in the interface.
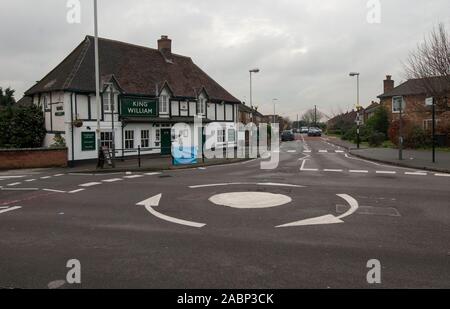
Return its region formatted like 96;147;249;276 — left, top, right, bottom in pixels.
22;35;241;164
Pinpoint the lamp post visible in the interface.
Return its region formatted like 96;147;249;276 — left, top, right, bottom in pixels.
249;68;260;112
272;98;278;123
349;72;361;149
94;0;102;166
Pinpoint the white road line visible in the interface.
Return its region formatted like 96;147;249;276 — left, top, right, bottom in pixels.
287;150;296;153
405;172;427;176
319;150;328;153
53;174;64;177
0;176;25;180
1;188;38;191
25;179;36;182
7;182;21;186
69;189;85;194
145;172;162;176
79;182;101;187
43;189;67;193
435;173;450;177
300;159;307;171
256;183;304;188
301;168;319;172
0;206;22;215
349;170;369;173
102;178;123;183
40;176;51;179
324;169;344;172
303;150;312;153
376;171;397;174
335;150;344;153
123;175;144;179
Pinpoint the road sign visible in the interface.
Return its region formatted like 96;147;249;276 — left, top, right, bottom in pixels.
425;97;434;106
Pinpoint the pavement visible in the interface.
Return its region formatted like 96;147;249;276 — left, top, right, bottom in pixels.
0;136;449;288
325;135;450;173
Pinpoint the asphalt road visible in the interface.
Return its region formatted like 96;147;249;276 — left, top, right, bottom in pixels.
0;136;449;289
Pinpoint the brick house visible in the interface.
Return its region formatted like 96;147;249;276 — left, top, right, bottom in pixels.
378;75;450;135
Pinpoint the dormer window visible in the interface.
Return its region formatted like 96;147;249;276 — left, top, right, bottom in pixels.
160;95;169;114
197;98;206;115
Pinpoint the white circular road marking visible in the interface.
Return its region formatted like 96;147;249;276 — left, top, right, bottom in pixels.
209;192;292;209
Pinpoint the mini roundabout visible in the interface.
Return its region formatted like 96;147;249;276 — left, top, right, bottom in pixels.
135;182;360;229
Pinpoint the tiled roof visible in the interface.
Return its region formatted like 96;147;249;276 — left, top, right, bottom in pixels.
25;36;240;103
378;76;450;98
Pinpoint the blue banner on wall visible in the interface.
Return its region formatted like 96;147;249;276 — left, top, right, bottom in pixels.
172;146;198;165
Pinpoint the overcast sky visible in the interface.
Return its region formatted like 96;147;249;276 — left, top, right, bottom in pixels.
1;0;449;119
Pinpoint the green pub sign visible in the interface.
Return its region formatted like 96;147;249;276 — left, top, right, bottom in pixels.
120;96;158;117
81;132;96;151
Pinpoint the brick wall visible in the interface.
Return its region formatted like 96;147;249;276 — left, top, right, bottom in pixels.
0;148;67;170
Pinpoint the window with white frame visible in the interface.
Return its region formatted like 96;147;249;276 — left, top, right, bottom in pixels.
42;95;49;110
101;131;113;149
423;119;440;131
125;130;135;149
392;96;405;113
103;91;113;113
160;95;169;114
228;129;236;142
155;129;161;143
197;98;206;115
217;129;225;143
141;130;150;148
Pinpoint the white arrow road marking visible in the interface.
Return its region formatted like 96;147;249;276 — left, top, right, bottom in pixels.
0;206;22;215
276;194;359;228
137;194;206;228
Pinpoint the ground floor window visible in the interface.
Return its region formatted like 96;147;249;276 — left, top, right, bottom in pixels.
228;129;236;142
423;119;441;131
100;131;113;149
141;130;150;148
125;130;135;149
155;129;161;143
217;129;225;143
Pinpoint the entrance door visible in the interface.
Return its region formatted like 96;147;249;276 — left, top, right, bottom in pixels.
161;129;172;155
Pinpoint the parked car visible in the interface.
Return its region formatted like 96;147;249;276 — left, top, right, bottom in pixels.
307;127;322;137
281;130;295;141
300;127;309;134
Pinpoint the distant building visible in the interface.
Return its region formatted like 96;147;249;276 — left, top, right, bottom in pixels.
364;101;380;122
378;75;450;132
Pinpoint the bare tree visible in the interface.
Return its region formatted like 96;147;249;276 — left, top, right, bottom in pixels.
301;108;324;125
404;23;450;109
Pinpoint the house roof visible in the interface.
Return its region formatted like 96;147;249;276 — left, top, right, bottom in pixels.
239;104;264;117
25;36;240;103
364;102;379;113
378;76;450;98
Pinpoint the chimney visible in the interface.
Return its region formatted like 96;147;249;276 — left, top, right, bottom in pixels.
383;75;394;94
158;35;172;62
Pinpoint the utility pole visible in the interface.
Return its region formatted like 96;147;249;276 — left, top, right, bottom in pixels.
314;105;317;127
398;97;403;161
349;72;360;149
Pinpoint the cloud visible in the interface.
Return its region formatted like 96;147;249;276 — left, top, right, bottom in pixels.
1;0;449;118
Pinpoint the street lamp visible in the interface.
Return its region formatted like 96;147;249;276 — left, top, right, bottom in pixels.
272;98;278;123
249;68;260;110
94;0;102;166
349;72;361;149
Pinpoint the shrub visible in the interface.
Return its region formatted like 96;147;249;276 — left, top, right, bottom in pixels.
404;126;431;148
368;132;386;147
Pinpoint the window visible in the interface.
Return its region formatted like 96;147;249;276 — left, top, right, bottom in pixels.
101;132;113;149
197;98;206;115
228;129;236;142
125;130;135;149
141;130;150;148
155;129;161;142
160;95;169;114
423;119;440;131
217;129;225;143
103;92;112;113
42;96;49;110
392;96;406;113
